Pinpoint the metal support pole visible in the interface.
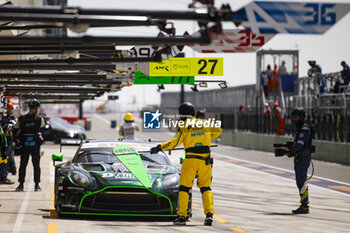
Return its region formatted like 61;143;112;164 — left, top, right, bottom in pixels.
180;84;184;104
177;52;185;104
79;100;83;120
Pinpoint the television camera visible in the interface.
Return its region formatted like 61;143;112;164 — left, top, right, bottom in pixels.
274;141;315;157
273;141;294;157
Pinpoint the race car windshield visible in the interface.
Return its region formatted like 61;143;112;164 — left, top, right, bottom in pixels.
74;148;170;165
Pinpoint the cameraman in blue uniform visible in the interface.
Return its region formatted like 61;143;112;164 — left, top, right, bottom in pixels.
284;107;312;214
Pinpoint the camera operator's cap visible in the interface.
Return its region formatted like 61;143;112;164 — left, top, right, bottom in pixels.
273;102;278;107
28;99;40;108
7;103;14;109
308;60;316;67
291;107;306;117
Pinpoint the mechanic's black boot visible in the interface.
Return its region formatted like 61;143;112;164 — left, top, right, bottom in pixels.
204;212;213;226
1;178;14;184
15;183;24;191
34;183;41;192
292;205;309;214
173;215;186;225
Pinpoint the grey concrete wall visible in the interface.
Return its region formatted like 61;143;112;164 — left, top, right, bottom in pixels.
220;130;350;165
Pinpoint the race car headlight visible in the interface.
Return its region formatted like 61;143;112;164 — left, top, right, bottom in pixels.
69;171;90;187
163;173;180;188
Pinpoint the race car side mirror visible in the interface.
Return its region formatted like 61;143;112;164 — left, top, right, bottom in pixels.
51;154;63;162
52;153;63;161
52;153;63;166
180;157;184;164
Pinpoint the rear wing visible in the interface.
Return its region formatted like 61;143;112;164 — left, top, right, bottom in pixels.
60;138;86;146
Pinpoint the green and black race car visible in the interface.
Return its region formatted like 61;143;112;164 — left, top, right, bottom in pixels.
52;140;191;217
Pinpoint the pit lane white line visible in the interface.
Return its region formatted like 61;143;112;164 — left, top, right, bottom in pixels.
12;180;34;233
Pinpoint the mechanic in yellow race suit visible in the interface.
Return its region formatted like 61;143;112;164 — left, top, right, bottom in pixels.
151;102;222;226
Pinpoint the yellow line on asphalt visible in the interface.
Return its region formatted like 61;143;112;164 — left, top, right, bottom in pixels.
51;184;54;191
192;203;200;207
201;208;229;223
308;178;321;182
50;163;54;170
328;185;350;192
213;214;229;223
241;163;260;168
51;194;54;203
225;159;239;163
231;227;246;233
48;223;57;233
263;169;285;174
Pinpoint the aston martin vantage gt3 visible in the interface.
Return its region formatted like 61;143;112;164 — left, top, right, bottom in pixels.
52;140;191;217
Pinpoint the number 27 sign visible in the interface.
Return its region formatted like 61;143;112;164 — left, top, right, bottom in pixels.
149;58;223;76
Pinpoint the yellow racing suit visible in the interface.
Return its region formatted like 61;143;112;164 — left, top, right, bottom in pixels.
160;117;222;217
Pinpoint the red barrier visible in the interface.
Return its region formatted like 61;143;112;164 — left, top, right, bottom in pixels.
60;116;90;128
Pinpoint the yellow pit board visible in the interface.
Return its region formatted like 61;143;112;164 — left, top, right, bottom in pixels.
149;57;223;76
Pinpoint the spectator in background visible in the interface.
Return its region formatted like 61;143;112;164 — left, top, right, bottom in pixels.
292;63;298;75
333;80;341;93
278;60;287;74
260;69;268;97
239;104;246;115
272;64;279;92
273;102;285;135
340;61;350;86
264;103;271;115
308;61;325;94
266;65;273;94
237;104;246;130
263;103;272;134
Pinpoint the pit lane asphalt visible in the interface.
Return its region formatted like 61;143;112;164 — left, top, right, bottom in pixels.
1;113;350;233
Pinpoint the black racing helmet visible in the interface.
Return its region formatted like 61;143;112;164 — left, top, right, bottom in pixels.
179;102;195;117
291;107;306;117
28;99;40;108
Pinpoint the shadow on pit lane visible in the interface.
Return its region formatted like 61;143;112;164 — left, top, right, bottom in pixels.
38;209;202;227
264;212;294;216
56;216;198;227
40;209;176;222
